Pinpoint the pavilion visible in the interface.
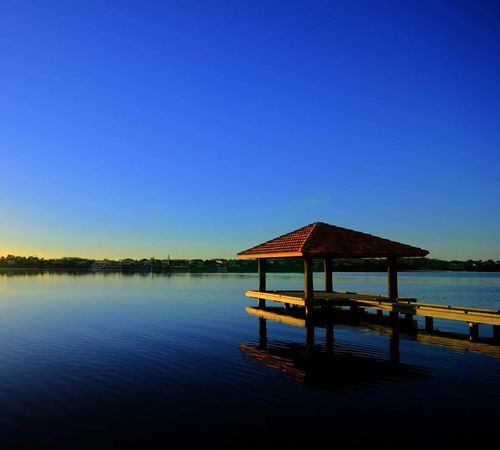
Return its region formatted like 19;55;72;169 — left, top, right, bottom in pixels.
237;222;429;316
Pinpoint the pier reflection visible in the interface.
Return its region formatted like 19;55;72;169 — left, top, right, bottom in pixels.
241;307;427;391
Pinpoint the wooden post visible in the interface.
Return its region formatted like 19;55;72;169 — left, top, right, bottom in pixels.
493;325;500;343
377;310;383;318
388;256;398;301
425;316;434;332
468;322;479;341
324;258;333;292
304;257;314;316
258;258;267;308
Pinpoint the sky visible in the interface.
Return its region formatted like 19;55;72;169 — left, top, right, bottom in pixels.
1;0;499;260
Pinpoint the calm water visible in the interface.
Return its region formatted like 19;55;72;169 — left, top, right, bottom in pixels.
0;271;499;448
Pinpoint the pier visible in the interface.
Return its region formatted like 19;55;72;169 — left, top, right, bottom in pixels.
244;289;500;340
238;222;500;342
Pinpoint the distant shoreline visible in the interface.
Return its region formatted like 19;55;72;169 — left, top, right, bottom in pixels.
1;267;499;274
1;256;499;273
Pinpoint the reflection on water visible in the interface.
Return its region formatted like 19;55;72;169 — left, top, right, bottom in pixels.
0;271;498;448
241;316;428;391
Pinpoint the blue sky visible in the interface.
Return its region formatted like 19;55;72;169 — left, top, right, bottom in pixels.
1;0;499;260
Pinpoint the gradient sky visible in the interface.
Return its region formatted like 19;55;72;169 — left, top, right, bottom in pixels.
1;0;499;260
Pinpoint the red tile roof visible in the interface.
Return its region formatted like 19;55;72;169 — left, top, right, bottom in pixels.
237;222;429;259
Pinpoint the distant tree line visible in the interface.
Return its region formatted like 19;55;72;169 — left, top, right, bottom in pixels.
228;258;500;272
0;255;499;272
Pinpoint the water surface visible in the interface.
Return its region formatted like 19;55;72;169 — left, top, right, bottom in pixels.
0;271;499;448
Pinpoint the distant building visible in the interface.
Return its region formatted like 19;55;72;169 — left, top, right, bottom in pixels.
210;259;228;272
211;259;227;264
91;260;115;270
170;259;190;269
120;258;136;268
121;258;135;264
189;259;204;269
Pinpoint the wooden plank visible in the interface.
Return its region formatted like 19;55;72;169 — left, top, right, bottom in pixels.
396;303;498;325
351;299;500;325
246;290;412;308
251;290;415;302
408;301;499;314
313;291;417;303
245;290;305;306
245;290;354;308
413;305;500;326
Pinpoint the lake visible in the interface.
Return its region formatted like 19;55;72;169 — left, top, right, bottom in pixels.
0;271;499;448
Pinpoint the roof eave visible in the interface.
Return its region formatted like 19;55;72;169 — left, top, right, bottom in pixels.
237;250;429;259
237;252;304;259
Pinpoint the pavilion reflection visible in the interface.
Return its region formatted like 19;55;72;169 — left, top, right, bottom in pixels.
241;307;427;391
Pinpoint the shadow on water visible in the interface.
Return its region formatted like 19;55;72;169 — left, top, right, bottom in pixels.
245;304;500;354
241;308;429;391
242;304;500;393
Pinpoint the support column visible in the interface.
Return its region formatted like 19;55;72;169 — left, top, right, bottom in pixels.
468;322;479;342
324;258;333;292
388;256;398;301
493;325;500;343
258;258;266;308
304;257;314;316
425;316;434;332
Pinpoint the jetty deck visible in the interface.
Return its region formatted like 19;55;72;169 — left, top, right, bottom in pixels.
245;289;500;327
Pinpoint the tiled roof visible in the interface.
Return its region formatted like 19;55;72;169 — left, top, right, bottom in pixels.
237;222;429;259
